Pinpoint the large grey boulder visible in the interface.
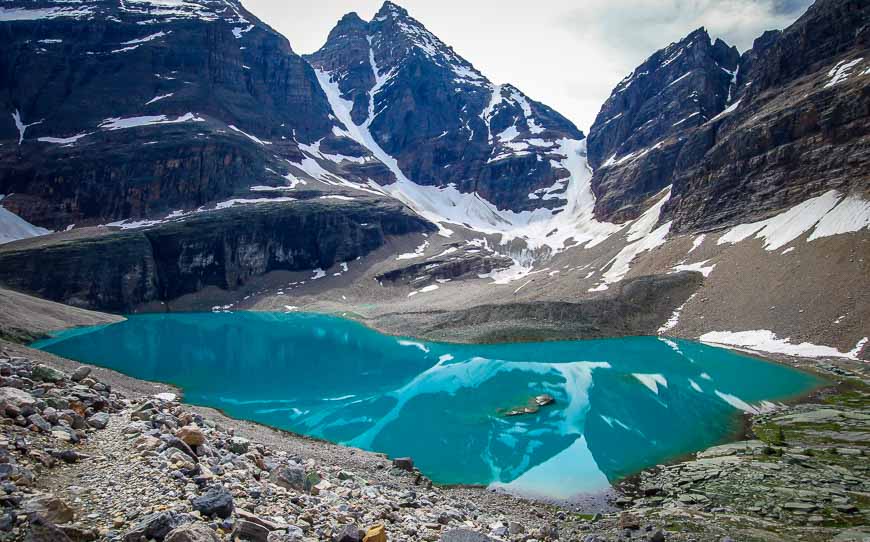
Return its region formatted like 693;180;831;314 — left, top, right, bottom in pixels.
0;387;37;412
123;511;193;542
164;523;220;542
269;464;306;491
70;366;92;382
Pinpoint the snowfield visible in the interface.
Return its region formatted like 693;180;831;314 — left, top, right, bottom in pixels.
0;196;51;245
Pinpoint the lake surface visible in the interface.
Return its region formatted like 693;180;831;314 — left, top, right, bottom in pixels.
33;312;821;499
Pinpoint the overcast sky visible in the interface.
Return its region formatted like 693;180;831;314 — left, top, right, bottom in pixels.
242;0;813;132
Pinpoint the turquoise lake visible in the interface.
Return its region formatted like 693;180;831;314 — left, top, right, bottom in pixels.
33;312;822;500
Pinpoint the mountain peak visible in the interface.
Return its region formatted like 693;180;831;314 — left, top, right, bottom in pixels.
327;11;367;39
375;1;408;20
338;11;365;25
688;26;709;37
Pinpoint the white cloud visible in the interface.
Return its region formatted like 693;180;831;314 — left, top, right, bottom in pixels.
241;0;811;132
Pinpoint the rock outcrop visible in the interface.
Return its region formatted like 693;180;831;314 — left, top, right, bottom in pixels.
587;28;739;222
0;200;433;311
0;0;349;229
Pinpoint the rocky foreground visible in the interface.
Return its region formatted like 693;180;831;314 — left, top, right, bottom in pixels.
0;343;867;542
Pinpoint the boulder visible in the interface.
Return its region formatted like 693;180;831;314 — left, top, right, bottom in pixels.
50;450;87;464
392;457;414;472
190;486;233;519
22;494;75;524
123;511;193;542
164;437;197;460
164;523;220;542
164;448;196;471
227;436;250;454
0;388;37;413
58;524;100;542
231;520;270;542
70;366;92;382
534;394;555;407
28;414;52;433
235;510;288;532
269;464;306;491
362;524;386;542
176;425;206;447
86;412;110;430
335;524;363;542
267;528;304;542
31;365;65;383
25;515;73;542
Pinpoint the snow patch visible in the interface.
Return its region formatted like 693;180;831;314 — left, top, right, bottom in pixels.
315;65;619;256
708;98;742;123
0;195;52;245
396;240;429;260
718;190;867;251
100;112;203;130
11;110;43;145
145;93;174;105
0;6;94;21
228;124;271;145
700;330;868;360
825;58;863;88
601;141;664;169
37;132;91;145
232;24;254;39
121;31;169;45
806;194;870;241
715;391;759;414
658;293;696;334
589;187;671;291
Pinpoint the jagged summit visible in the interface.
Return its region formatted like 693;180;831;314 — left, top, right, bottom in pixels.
306;1;585;217
374;0;409;19
330;11;367;31
585;26;739;222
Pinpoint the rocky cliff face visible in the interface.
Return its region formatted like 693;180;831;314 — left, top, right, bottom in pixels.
666;0;870;232
588;0;870;231
0;200;432;311
0;0;371;228
587;28;739;222
306;1;585;213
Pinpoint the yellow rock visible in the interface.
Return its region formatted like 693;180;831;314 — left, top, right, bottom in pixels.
363;523;387;542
